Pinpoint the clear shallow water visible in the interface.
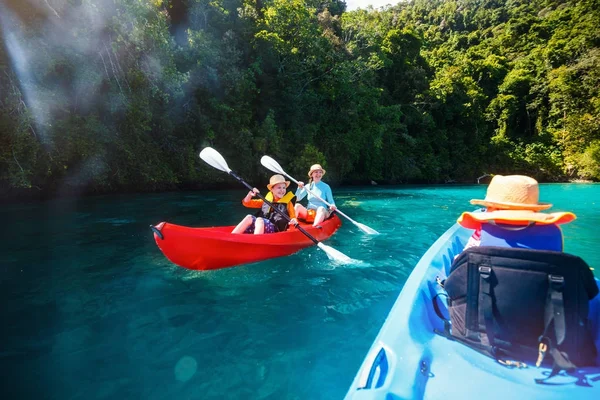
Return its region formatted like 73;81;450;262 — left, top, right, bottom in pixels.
1;184;599;399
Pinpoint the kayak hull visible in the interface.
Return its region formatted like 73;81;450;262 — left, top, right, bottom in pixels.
345;223;600;399
152;214;342;270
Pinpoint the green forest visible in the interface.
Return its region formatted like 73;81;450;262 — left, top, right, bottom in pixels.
1;0;599;199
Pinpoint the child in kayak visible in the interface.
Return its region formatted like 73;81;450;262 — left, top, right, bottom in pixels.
295;163;337;227
231;174;298;234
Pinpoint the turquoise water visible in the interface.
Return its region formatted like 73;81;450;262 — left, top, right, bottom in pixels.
1;184;599;399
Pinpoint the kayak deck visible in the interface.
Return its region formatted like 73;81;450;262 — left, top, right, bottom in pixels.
345;223;600;399
152;214;342;270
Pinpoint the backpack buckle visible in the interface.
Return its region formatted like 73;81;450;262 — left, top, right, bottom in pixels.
498;359;527;369
436;276;445;288
549;275;565;290
536;341;548;367
479;266;492;279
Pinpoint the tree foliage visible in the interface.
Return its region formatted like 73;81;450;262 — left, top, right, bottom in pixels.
1;0;599;198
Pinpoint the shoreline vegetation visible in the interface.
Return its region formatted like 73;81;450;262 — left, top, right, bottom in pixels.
1;0;599;201
569;179;595;183
1;177;595;206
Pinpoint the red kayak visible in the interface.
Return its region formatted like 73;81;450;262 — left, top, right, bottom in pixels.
151;214;342;270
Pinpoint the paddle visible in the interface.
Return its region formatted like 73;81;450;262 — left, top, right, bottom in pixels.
260;156;380;235
199;147;353;263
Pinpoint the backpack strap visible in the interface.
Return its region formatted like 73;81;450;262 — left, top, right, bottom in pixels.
478;265;496;347
535;274;577;378
547;275;567;345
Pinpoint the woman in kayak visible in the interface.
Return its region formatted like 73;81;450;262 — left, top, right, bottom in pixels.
457;174;575;250
231;174;298;234
295;163;337;227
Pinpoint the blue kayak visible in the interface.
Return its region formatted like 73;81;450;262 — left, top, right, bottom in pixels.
345;223;600;399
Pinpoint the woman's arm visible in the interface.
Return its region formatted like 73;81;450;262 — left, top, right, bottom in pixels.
324;184;336;207
295;184;307;201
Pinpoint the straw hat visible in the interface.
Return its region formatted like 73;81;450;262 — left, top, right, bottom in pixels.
458;175;576;229
267;174;290;191
308;164;326;177
458;209;576;229
470;175;551;210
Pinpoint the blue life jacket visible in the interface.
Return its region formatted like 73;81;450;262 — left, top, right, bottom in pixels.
480;223;563;251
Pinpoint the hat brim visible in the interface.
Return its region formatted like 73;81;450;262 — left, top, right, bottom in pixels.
458;210;576;230
308;169;326;177
470;199;552;211
267;181;290;191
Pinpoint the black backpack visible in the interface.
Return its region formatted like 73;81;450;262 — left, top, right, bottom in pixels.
444;246;598;376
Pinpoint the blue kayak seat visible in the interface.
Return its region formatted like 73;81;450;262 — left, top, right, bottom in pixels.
480;223;563;252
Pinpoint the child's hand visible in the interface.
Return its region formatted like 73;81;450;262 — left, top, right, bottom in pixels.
244;188;259;200
329;205;337;211
297;181;305;188
289;218;298;226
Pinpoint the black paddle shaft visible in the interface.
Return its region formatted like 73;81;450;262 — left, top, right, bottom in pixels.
229;171;319;244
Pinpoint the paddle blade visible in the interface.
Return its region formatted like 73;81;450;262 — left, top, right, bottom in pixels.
199;147;231;173
317;242;354;263
260;155;286;175
335;209;379;235
356;222;379;235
